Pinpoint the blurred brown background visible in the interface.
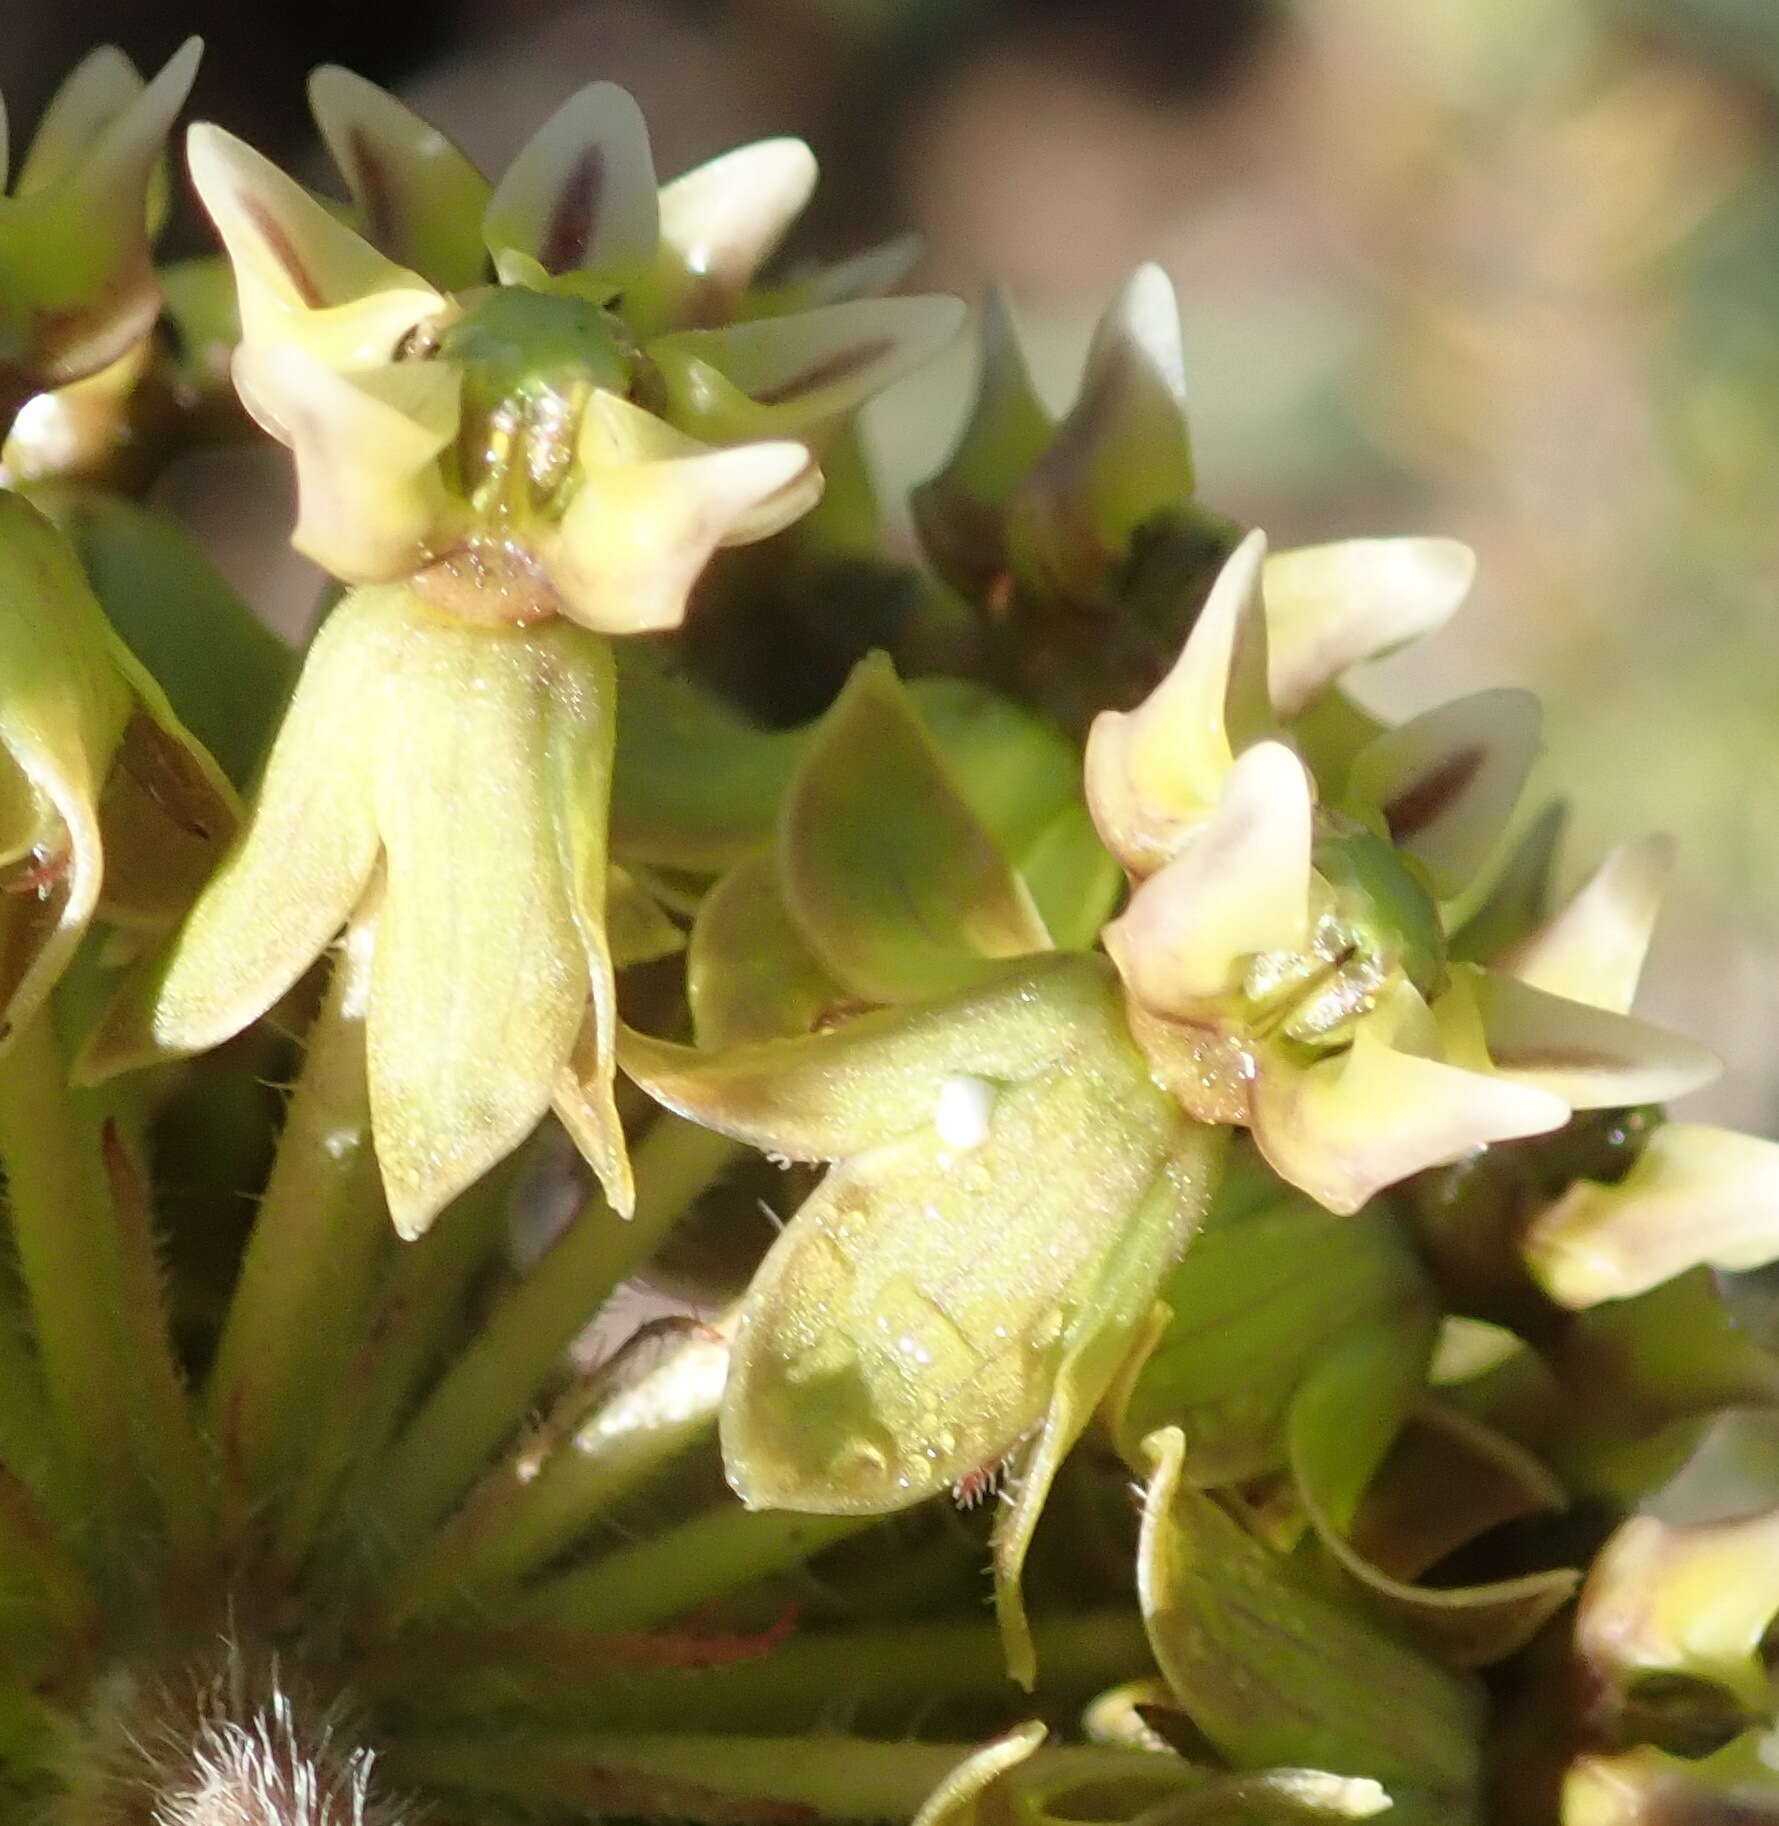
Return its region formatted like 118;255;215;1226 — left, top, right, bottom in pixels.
8;0;1779;1125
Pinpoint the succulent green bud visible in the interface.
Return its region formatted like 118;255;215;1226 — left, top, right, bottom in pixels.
83;580;628;1237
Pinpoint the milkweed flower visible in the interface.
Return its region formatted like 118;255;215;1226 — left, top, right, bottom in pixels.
185;76;962;633
0;42;200;431
1088;530;1720;1214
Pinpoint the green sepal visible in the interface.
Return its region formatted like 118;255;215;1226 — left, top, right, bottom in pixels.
1115;1195;1432;1483
621;950;1122;1162
688;848;841;1049
1138;1427;1484;1811
777;653;1049;1004
30;484;296;787
1289;1323;1579;1669
0;491;235;1042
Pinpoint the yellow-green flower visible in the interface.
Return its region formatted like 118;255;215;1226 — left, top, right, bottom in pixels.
1089;531;1719;1213
185;78;962;631
0;42;199;432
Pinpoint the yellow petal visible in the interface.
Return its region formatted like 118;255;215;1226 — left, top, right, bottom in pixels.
1104;740;1314;1012
550;393;813;633
1499;833;1671;1015
484;81;658;281
1526;1122;1779;1307
1253;984;1570;1215
1263;538;1475;719
1345;688;1541;899
1083;528;1274;876
186;121;444;369
308;66;492;291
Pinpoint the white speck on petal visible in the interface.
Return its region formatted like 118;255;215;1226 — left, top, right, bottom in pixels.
934;1074;996;1151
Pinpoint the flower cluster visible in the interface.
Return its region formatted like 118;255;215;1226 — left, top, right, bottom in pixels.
0;40;1776;1826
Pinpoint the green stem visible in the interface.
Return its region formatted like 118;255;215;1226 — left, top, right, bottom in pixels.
375;1314;732;1627
268;1155;515;1586
364;1607;1153;1736
366;1116;742;1562
386;1732;999;1823
204;924;389;1527
0;1009;137;1539
99;1120;212;1558
515;1503;871;1635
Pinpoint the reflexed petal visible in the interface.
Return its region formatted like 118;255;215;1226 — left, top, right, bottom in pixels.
1254;984;1570;1215
308;66;492;290
14;46;143;195
650;294;966;440
1466;969;1719;1108
552;394;814;633
0;41;200;387
1345;689;1541;899
606;866;683;971
788;233;921;308
187;122;444;367
1499;833;1671;1014
621;951;1126;1162
80;584;391;1077
1264;538;1475;719
238;344;458;580
719;1005;1190;1522
655;138;816;322
365;596;611;1236
778;653;1050;1004
1525;1122;1779;1307
1104;741;1314;1012
1083;529;1274;876
910;289;1053;597
484;81;658;281
1006;263;1194;604
1137;1427;1483;1798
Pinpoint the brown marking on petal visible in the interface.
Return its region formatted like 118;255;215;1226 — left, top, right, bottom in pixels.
347;124;399;253
750;336;893;407
114;710;230;841
1384;745;1485;843
243;194;326;308
1489;1042;1632;1075
539;145;606;275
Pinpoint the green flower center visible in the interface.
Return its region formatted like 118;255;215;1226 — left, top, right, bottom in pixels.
1240;822;1447;1049
438;288;634;524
